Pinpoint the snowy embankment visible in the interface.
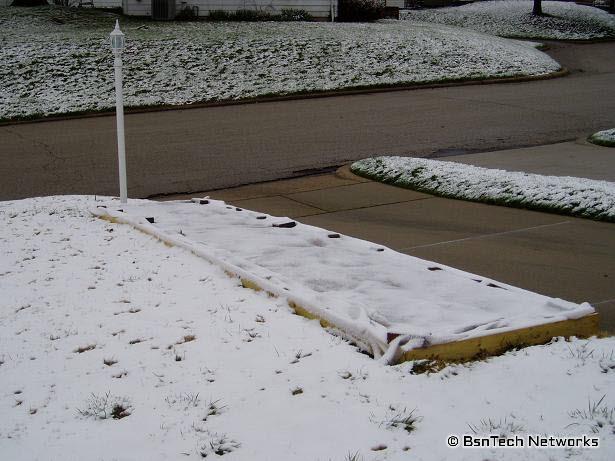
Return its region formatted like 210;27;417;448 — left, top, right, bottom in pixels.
403;1;615;40
351;157;615;222
91;197;594;363
0;7;560;120
589;128;615;147
1;196;614;461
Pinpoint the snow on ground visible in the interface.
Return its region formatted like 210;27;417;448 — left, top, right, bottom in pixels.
589;128;615;147
91;197;594;362
1;196;614;460
402;1;615;40
351;156;615;222
0;7;560;120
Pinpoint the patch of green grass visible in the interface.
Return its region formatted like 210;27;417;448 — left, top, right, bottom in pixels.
291;386;304;395
568;395;615;433
468;416;525;436
198;433;240;457
384;407;422;433
203;398;226;420
74;344;96;353
103;357;118;366
77;391;132;420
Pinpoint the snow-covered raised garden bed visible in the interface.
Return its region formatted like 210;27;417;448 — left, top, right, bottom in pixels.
589;128;615;147
402;1;615;40
0;6;561;120
91;197;595;363
0;195;613;460
351;156;615;222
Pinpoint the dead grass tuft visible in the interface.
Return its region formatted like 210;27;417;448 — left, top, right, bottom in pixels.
74;344;96;354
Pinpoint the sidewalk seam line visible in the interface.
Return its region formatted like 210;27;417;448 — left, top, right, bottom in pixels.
291;196;437;218
278;194;329;213
212;178;364;203
400;220;571;251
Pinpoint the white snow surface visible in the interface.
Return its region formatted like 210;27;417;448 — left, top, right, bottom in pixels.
403;1;615;40
0;7;560;120
1;195;614;461
352;156;615;222
90;196;594;360
589;128;615;146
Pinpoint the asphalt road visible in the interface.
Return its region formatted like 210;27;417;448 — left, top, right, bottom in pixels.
1;41;614;201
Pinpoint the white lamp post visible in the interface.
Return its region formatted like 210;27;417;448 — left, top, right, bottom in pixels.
110;20;127;204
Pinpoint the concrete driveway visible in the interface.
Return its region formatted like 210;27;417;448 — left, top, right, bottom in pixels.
1;41;615;200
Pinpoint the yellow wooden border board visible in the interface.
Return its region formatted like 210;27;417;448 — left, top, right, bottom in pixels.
96;212;600;366
224;264;598;365
396;313;599;364
243;274;599;365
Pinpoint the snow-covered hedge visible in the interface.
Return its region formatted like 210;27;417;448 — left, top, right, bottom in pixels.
0;6;560;120
403;1;615;40
351;156;615;222
588;128;615;147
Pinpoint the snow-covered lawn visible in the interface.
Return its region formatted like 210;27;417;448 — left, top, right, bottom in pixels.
402;1;615;40
0;6;560;121
1;196;614;460
351;157;615;222
589;128;615;147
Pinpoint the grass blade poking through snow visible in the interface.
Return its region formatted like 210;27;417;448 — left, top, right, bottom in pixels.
351;156;615;222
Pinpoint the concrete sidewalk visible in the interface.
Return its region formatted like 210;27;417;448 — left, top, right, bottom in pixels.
161;141;615;333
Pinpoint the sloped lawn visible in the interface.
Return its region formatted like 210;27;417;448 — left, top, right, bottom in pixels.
1;195;613;460
0;6;560;120
403;0;615;40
